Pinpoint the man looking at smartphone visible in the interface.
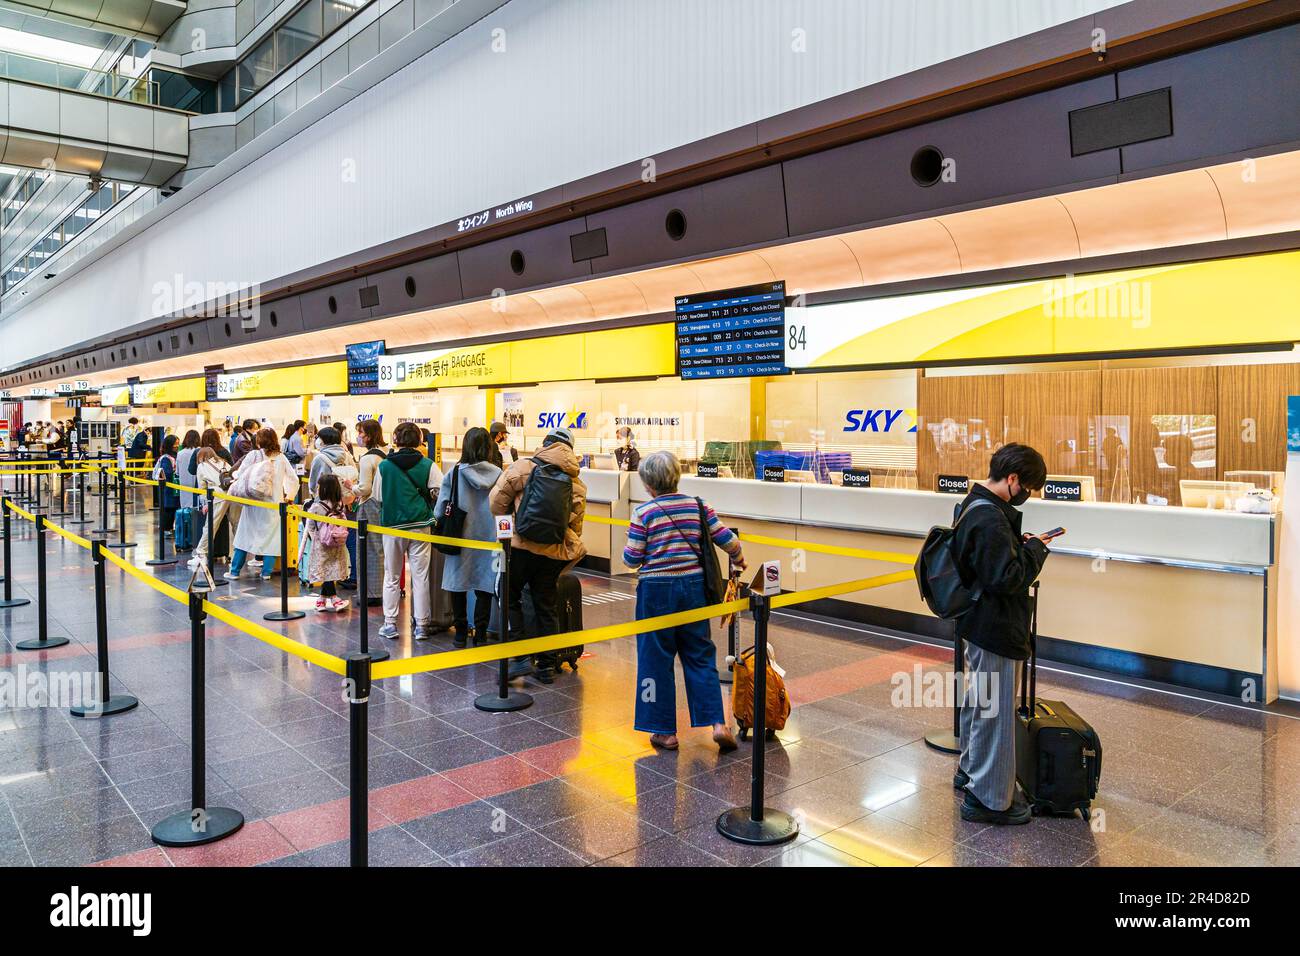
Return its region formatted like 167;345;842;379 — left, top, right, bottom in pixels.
952;442;1053;825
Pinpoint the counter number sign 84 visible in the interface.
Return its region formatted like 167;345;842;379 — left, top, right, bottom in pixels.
787;324;806;352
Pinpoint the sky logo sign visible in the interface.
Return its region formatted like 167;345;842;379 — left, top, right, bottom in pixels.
843;409;917;433
536;410;588;430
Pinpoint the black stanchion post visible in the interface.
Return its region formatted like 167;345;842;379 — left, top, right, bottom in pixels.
71;540;139;718
94;463;110;535
55;458;66;518
719;525;740;686
70;463;91;526
146;476;177;567
0;495;30;608
105;469;136;549
152;590;244;847
475;534;532;712
924;636;963;753
264;501;305;622
346;653;371;867
355;519;387;663
716;567;799;847
15;513;69;651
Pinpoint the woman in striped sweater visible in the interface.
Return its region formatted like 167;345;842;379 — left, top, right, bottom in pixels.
624;451;745;751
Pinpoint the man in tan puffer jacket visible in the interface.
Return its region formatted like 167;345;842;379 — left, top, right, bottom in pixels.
489;427;588;682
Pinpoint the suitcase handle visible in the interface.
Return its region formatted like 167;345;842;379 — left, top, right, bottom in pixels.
1018;581;1040;716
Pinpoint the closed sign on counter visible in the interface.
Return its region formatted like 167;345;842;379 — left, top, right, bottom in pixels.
762;465;786;482
1043;479;1083;501
842;469;872;488
937;474;969;494
697;462;720;478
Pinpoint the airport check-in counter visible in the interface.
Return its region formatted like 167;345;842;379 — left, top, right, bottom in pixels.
580;470;1282;702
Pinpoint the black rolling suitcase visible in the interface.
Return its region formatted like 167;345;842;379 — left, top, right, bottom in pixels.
521;571;585;673
1015;583;1102;820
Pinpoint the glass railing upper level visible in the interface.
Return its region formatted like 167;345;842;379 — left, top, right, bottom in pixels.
0;49;159;105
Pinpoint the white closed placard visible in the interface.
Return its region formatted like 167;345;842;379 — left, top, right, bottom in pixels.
754;560;781;596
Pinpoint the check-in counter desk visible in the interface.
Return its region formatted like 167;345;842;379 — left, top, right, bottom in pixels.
580;469;1282;701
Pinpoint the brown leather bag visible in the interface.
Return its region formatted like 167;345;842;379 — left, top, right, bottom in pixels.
730;644;791;740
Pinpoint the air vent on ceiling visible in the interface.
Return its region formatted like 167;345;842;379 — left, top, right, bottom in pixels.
1069;88;1173;156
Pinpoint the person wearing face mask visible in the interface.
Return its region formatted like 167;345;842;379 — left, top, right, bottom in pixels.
950;442;1052;826
613;426;640;472
488;421;518;468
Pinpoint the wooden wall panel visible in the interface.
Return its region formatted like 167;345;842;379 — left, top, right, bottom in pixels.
1101;366;1218;506
1217;362;1300;480
917;370;1004;491
1004;370;1101;485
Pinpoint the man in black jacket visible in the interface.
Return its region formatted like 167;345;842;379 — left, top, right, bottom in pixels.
952;443;1052;825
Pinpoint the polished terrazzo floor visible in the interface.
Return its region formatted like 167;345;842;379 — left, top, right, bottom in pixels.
1;497;1297;867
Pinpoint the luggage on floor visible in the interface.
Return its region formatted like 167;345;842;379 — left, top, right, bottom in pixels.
1014;582;1102;820
211;510;231;561
729;643;790;740
173;507;195;551
535;570;584;672
426;546;453;631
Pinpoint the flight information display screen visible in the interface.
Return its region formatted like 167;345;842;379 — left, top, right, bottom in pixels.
674;281;788;380
347;340;386;395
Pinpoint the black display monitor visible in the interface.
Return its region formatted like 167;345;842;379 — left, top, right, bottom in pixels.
674;281;788;380
347;340;385;395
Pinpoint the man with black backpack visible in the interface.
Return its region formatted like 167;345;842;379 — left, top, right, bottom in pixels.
950;443;1052;825
489;426;587;680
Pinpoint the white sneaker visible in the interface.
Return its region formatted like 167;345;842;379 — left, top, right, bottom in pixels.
315;597;329;613
330;597;350;613
378;622;399;640
224;570;242;581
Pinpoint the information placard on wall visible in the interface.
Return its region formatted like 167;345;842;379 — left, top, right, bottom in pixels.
675;281;788;380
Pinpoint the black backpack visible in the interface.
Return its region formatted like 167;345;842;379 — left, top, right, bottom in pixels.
515;457;573;545
915;498;993;620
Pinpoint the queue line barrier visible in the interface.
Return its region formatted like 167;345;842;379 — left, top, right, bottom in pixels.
3;475;919;859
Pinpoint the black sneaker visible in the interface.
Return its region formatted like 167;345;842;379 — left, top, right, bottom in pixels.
953;769;970;791
452;633;468;649
533;666;556;685
960;792;1032;825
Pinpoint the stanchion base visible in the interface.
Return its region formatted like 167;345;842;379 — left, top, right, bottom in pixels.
0;597;31;608
364;647;390;663
71;694;139;718
67;519;93;526
924;730;961;754
264;609;306;621
15;636;70;651
474;690;533;712
104;541;137;549
715;808;800;846
151;806;245;847
145;557;178;567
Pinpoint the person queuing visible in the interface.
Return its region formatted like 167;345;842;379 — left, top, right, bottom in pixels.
154;434;181;535
489;425;587;682
354;419;387;607
176;430;202;509
282;420;306;465
120;416;141;450
952;442;1052;826
308;426;358;498
374;422;443;640
614;426;640;472
434;427;502;650
225;427;299;581
488;421;518;469
624;450;742;751
306;473;352;613
232;418;259;466
190;446;233;570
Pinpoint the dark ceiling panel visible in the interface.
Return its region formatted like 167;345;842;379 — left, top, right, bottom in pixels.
1118;23;1300;172
585;165;788;273
783;76;1119;237
368;253;462;319
457;218;592;300
300;279;373;332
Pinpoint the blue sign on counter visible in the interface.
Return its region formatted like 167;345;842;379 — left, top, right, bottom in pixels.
1288;395;1300;454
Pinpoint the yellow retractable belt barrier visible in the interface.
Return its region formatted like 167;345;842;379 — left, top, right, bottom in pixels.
4;498;35;522
201;598;347;676
582;513;915;566
45;520;92;551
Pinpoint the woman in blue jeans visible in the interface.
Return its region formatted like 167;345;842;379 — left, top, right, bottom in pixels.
624;450;744;751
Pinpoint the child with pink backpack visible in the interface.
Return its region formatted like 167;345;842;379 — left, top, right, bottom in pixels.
307;473;352;612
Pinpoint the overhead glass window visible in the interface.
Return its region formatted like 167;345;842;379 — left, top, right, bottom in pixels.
277;0;322;67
